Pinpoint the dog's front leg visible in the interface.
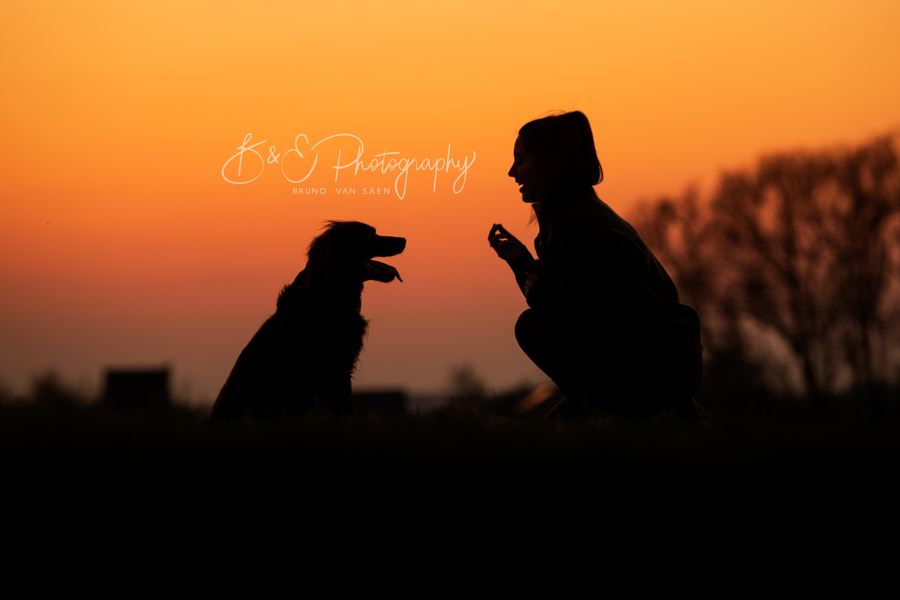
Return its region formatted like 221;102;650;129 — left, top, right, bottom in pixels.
329;377;353;415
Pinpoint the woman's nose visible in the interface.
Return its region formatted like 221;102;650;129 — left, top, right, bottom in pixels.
508;164;515;178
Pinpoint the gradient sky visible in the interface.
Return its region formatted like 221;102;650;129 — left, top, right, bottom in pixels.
2;0;899;403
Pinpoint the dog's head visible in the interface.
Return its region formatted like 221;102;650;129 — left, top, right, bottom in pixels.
304;221;406;288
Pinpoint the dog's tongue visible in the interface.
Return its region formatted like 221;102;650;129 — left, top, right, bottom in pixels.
365;260;402;282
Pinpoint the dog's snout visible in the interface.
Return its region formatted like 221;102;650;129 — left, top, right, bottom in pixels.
376;235;405;256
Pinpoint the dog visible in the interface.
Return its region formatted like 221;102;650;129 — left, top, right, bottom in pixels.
210;221;405;420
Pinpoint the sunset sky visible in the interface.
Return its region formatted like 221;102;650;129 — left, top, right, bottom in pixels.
2;0;899;403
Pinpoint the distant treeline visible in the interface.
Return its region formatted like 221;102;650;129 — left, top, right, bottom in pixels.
632;133;900;419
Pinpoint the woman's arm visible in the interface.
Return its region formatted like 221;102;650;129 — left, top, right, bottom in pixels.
508;251;539;296
488;223;538;296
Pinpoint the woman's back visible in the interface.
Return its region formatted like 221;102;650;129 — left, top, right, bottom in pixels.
535;189;702;355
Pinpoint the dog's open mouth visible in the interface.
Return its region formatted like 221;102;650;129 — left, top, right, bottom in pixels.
364;259;402;282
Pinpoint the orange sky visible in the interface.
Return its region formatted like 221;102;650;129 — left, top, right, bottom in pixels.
2;0;899;402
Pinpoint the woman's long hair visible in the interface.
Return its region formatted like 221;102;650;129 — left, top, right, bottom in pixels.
518;110;603;230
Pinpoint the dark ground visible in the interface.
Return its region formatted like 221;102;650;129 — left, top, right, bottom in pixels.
3;403;897;482
3;403;897;555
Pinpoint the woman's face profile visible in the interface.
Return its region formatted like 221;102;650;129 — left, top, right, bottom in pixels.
508;135;541;204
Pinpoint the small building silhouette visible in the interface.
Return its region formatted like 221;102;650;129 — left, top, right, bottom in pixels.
103;367;171;410
352;390;406;417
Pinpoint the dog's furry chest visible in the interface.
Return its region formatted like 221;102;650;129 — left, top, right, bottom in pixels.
278;296;369;372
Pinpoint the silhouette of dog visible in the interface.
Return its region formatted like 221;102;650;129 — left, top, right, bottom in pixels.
210;221;405;420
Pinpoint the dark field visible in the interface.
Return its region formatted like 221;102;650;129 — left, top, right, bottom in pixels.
3;403;898;481
4;372;898;519
4;403;899;540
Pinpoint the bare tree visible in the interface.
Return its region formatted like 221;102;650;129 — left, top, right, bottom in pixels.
634;135;900;418
712;150;844;414
828;138;900;417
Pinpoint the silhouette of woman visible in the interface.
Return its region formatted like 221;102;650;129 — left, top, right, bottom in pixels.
488;111;704;418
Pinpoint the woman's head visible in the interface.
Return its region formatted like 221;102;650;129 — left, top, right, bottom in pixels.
508;111;603;205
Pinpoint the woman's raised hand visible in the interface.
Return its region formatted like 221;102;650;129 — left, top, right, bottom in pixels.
488;223;525;261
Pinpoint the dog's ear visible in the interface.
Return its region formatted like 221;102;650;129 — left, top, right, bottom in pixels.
305;228;336;288
290;268;308;287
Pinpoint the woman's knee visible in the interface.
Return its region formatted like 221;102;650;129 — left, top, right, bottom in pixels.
515;308;567;356
514;309;537;351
